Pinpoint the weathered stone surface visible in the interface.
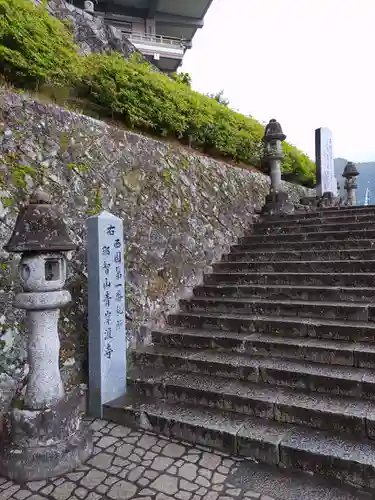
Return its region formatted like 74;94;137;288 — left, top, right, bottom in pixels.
127;466;145;482
212;472;226;484
137;434;158;450
87;452;113;469
96;436;118;448
75;488;88;499
51;481;75;500
46;0;139;59
180;480;199;492
107;481;137;500
10;387;84;447
162;442;185;458
80;469;106;488
0;89;311;412
25;482;45;493
151;456;174;471
0;423;93;482
114;443;133;458
0;485;20;500
150;474;178;495
175;492;192;500
110;426;131;438
179;463;198;481
200;452;221;470
14;491;32;500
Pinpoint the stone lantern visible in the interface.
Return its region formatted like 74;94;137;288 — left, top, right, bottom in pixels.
0;188;92;482
84;0;95;13
342;161;359;206
261;119;294;215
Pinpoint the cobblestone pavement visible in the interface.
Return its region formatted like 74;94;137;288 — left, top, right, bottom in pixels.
0;420;274;500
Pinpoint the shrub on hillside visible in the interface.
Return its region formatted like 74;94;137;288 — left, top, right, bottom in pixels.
0;0;81;88
80;53;315;183
0;0;316;185
171;72;192;87
282;142;316;187
207;90;230;107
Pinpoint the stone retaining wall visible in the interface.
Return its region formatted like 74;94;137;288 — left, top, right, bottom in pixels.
0;89;313;410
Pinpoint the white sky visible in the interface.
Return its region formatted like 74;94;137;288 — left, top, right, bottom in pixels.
182;0;375;163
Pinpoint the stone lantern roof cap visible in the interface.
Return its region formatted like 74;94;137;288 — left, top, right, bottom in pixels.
264;119;287;143
30;187;51;204
3;188;77;253
342;161;359;179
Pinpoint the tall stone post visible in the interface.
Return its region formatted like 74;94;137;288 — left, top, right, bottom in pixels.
261;119;294;215
343;161;359;206
87;211;127;419
0;188;93;482
315;127;336;202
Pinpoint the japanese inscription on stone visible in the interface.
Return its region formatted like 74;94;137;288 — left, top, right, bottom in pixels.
315;127;338;196
87;211;126;418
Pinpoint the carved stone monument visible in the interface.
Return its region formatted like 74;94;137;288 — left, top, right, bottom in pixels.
0;189;93;482
87;211;127;418
315;127;338;199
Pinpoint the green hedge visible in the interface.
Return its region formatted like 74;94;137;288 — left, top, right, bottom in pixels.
80;53;266;167
0;0;81;88
0;0;316;185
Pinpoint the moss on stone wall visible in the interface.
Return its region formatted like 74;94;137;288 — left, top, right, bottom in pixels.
0;89;313;414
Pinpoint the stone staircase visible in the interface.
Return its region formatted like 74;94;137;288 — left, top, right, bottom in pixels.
104;205;375;492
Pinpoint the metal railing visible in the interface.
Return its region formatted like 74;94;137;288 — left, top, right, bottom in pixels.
125;32;187;50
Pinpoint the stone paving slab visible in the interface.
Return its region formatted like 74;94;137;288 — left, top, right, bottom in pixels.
0;420;275;500
1;419;372;500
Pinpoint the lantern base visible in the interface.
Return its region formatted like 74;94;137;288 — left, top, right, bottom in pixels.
299;192;342;211
0;388;93;483
300;195;319;207
261;191;294;216
319;191;336;207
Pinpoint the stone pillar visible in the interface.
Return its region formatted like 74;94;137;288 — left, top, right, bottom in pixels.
261;119;294;215
342;161;359;206
87;211;127;419
0;188;93;482
315;127;336;201
16;253;68;409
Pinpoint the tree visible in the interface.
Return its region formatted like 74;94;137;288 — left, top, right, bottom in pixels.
171;71;192;87
207;90;230;107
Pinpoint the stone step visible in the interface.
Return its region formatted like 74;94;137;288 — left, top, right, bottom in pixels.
151;328;375;368
240;229;375;244
258;212;375;228
212;259;375;274
233;239;375;252
252;221;374;235
194;284;375;302
179;297;373;322
262;205;375;222
230;450;374;500
126;367;375;438
318;205;375;212
168;312;375;341
224;248;375;262
103;396;375;491
239;229;375;245
203;272;375;287
133;346;375;398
